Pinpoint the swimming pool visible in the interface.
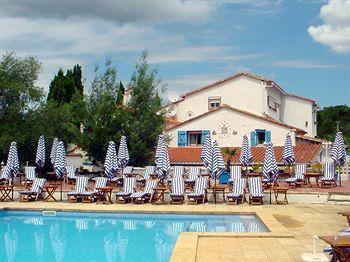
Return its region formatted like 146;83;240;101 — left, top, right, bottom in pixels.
0;211;268;262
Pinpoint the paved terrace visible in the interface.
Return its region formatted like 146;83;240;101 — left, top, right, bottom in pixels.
0;201;349;261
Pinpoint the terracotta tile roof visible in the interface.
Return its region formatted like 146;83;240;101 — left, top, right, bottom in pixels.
168;144;322;164
165;118;182;130
166;104;306;134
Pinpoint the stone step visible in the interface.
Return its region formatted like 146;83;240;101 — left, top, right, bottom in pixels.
327;192;350;202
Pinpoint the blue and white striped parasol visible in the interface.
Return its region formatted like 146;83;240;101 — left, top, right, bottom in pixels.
3;141;20;181
331;131;346;166
156;137;170;179
201;134;213;173
212;140;225;180
104;141;118;179
239;134;253;166
50;138;59;166
117;136;130;169
35;135;46;168
263;142;279;182
282;133;295;166
53;141;67;179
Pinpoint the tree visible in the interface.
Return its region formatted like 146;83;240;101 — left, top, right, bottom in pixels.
116;81;125;105
47;65;84;104
317;105;350;151
126;50;165;165
0;52;43;163
78;58;126;163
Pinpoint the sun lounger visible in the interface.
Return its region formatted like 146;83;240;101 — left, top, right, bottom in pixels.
19;178;46;202
79;177;108;201
321;161;337;188
137;166;156;183
130;179;158;204
66;166;77;183
228;165;242;184
115;177;136;203
227;178;246;205
24;166;37;186
248;176;264;205
170;176;185;204
67;176;89;202
187;177;208;204
284;163;306;187
172;166;185;178
184;167;200;187
110;166;134;186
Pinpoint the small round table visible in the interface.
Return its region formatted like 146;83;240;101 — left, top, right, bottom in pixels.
44;185;58;201
304;172;322;188
211;184;229;202
153;187;168;204
96;187;114;204
272;185;289;205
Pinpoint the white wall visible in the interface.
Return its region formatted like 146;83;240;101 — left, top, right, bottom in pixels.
265;86;283;121
282;96;316;137
170;75;266;122
167;107;295;147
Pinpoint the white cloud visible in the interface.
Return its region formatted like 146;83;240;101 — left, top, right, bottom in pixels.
270;59;339;69
2;0;214;24
308;0;350;54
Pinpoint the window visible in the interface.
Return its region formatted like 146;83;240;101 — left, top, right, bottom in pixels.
305;121;308;127
208;97;221;110
188;131;202;146
250;130;271;146
178;130;210;146
267;96;277;111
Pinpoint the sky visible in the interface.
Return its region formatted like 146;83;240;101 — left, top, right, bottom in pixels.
1;0;349;107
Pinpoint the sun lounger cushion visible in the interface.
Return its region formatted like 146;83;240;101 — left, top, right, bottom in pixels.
322;161;336;181
25;166;36;181
188;177;207;197
115;177;136;196
228;166;242;182
130;180;158;199
67;176;89;195
285;164;306;182
80;177;108;196
172;166;184;178
248;177;264;197
170;177;185;196
19;178;46;194
138;166;155;181
227;178;246;198
66;166;77;180
185;167;200;183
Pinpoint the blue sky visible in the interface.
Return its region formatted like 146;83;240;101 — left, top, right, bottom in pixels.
1;0;349;107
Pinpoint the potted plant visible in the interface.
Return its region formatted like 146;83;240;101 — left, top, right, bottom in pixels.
220;147;237;184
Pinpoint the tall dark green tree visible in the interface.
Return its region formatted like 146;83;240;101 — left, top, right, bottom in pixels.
47;65;84;104
116;81;125;105
126;50;165;165
317;105;350;151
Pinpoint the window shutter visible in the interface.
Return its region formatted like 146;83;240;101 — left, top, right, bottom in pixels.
265;131;271;143
178;131;187;147
250;131;256;146
201;130;210;144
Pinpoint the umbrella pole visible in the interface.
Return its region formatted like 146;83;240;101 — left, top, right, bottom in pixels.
11;173;14;200
339;164;342;187
214;174;217;204
269;173;272;204
60;178;63;202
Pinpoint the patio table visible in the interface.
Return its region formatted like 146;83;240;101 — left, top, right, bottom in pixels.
338;211;350;226
0;185;13;201
211;184;229;202
319;235;350;262
153;186;168;204
96;187;114;204
304;172;322;188
272;184;289;205
43;185;58;201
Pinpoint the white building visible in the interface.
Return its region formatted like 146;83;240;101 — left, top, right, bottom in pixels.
164;72;318;147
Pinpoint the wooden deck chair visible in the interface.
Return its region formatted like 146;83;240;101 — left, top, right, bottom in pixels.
184;167;200;187
24;166;37;186
284;164;306;187
80;177;108;202
122;166;134;176
321;161;337;188
66;166;77;184
228;165;242;184
0;166;7;183
130;179;158;204
19;178;46;202
226;178;246;205
137;166;156;184
172;166;185;178
248;176;264;205
187;177;208;204
170;176;185;204
115;177;136;203
67;176;89;203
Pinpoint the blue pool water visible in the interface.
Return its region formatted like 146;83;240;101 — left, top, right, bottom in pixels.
0;211;268;262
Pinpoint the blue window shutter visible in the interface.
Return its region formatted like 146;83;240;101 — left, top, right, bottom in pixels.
265;131;271;143
178;131;187;146
250;131;256;146
201;130;210;144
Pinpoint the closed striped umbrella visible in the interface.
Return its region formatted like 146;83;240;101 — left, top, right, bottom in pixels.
239;135;252;166
201;134;212;173
50;138;59;166
212;140;225;180
263;142;279;182
331;132;346;166
155;135;165;160
104;141;118;179
282;133;295;165
117;136;130;169
35;135;46;168
156;139;170;179
3;141;20;180
53;141;67;179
